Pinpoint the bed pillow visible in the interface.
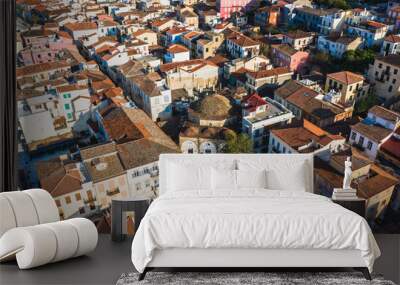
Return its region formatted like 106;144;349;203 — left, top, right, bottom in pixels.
236;169;267;189
211;168;237;191
266;161;308;191
168;163;211;192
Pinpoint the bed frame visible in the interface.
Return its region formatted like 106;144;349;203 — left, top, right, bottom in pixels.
139;248;371;280
138;154;372;281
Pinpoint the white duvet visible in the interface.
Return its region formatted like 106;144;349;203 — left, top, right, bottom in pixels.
131;190;380;273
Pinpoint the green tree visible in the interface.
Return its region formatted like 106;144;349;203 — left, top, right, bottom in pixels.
340;49;375;73
224;132;253;153
354;92;379;116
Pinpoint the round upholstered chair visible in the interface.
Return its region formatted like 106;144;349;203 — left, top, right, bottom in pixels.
0;189;98;269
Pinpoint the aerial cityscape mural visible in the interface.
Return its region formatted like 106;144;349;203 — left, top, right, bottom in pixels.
15;0;400;233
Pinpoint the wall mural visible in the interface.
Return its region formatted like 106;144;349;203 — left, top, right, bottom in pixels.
15;0;400;234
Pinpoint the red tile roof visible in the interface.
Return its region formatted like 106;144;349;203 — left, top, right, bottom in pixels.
167;44;189;53
380;134;400;159
327;71;364;85
242;93;267;112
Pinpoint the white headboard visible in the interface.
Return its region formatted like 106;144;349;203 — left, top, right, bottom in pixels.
159;154;314;195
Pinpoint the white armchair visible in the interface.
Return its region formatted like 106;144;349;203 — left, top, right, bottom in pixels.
0;189;98;269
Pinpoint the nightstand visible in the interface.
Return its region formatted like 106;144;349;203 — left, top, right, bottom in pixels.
111;197;152;242
332;197;366;217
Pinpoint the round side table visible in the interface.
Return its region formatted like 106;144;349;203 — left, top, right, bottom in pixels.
111;197;151;242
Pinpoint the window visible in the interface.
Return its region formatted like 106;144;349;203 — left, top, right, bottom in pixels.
388;85;393;93
64;103;70;110
67;113;73;119
75;193;81;201
188;148;193;153
378;63;382;68
55;199;61;207
63;93;71;99
65;196;71;204
351;131;356;140
79;207;85;214
367;141;373;150
394;69;398;75
359;136;364;145
393;79;397;84
282;146;286;153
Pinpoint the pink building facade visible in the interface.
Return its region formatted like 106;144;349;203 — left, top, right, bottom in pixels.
19;32;75;65
217;0;256;19
271;48;309;73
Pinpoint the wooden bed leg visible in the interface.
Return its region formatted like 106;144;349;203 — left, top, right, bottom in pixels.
354;267;371;280
138;268;148;281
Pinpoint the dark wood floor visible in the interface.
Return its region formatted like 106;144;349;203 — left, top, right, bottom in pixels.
0;235;134;285
0;234;399;285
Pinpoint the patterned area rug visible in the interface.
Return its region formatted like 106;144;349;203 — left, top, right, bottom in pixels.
117;271;396;285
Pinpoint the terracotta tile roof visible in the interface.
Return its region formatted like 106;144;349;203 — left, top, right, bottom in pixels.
21;29;55;38
116;108;179;169
368;106;400;123
384;34;400;43
247;67;292;79
314;157;343;188
98;20;118;27
358;174;398;199
351;122;392;142
167;44;189;53
151;18;173;27
57;31;72;39
101;106;145;144
364;20;387;29
272;44;299;56
64;22;97;31
376;54;400;68
159;59;216;73
275;80;303;99
84;152;125;183
207;54;229;67
331;148;372;171
242;93;267;112
227;32;259;47
104;87;123;98
272;120;342;152
285;86;318;109
132;29;155;37
302;97;344;119
56;83;88;93
166;26;188;35
91;79;115;93
16;60;71;77
183;31;202;40
80;142;117;160
327;71;364;85
380;132;400;160
284;30;313;39
37;159;83;197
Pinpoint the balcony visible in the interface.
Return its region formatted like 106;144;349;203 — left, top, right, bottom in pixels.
84;197;97;204
271;146;280;153
106;188;120;196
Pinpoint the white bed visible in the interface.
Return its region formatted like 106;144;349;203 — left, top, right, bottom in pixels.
131;154;380;280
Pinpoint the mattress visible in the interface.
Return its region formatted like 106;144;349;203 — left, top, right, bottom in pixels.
131;190;380;273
